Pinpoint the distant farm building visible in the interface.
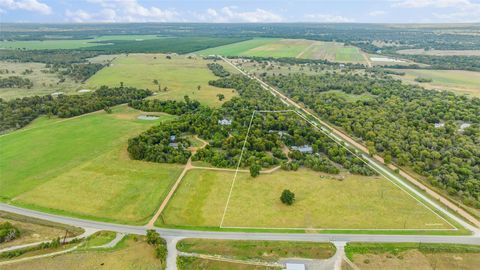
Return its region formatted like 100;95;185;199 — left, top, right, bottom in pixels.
291;145;313;154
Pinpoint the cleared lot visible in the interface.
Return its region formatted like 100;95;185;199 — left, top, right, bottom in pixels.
160;168;453;230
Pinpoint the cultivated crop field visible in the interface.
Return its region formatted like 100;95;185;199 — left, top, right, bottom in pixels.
87;53;237;107
390;69;480;97
160;168;454;230
0;105;184;224
197;38;367;63
0;61;81;100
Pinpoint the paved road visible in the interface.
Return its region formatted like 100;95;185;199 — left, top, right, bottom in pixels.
220;56;480;235
1;204;479;245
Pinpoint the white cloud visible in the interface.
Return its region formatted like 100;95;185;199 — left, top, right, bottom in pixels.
0;0;51;14
304;14;354;23
368;10;386;16
392;0;480;22
195;6;282;23
392;0;474;8
69;0;179;22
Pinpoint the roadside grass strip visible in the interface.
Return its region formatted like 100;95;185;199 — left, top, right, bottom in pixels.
219;110;457;231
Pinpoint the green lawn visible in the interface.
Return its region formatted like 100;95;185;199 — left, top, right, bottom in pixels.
1;105;183;224
0;35;161;50
198;38;366;63
161;169;454;230
390;69;480;97
177;238;336;261
178;257;279;270
87;53;237;107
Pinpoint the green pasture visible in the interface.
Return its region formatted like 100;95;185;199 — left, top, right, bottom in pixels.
0;105;183;224
161;168;454;230
0;35;160;50
87;53;237;107
390;69;480;97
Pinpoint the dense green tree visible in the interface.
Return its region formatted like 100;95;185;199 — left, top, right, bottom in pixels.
280;189;295;205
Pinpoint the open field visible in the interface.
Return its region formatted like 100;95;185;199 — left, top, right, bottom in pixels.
389;69;480;97
160;168;453;230
0;61;81;100
1;236;164;270
1;105;184;224
347;243;480;270
197;38;366;63
397;48;480;56
177;239;335;261
0;35;161;50
87;53;237;107
0;211;82;249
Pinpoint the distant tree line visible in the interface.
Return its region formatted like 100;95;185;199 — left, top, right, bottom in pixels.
0;76;33;88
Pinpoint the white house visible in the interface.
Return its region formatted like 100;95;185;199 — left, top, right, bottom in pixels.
291;145;313;154
218;119;232;126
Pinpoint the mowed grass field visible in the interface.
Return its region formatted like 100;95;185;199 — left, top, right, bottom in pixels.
197;38;366;63
0;35;160;50
0;105;183;224
390;69;480;97
160;169;453;230
87;53;237;107
0;61;82;100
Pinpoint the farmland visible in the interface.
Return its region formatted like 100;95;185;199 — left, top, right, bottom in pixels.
197;38;366;63
160;168;453;230
0;105;183;224
0;35;161;50
0;61;81;100
389;69;480;97
87;54;238;107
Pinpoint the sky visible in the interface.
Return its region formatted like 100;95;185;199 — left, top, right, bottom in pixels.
0;0;480;23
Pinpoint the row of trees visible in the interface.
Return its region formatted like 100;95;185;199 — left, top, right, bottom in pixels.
0;86;152;133
207;63;230;77
0;76;33;88
130;97;201;115
267;72;480;207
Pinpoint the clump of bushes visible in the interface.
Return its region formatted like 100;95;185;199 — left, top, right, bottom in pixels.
0;222;20;243
146;230;167;265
